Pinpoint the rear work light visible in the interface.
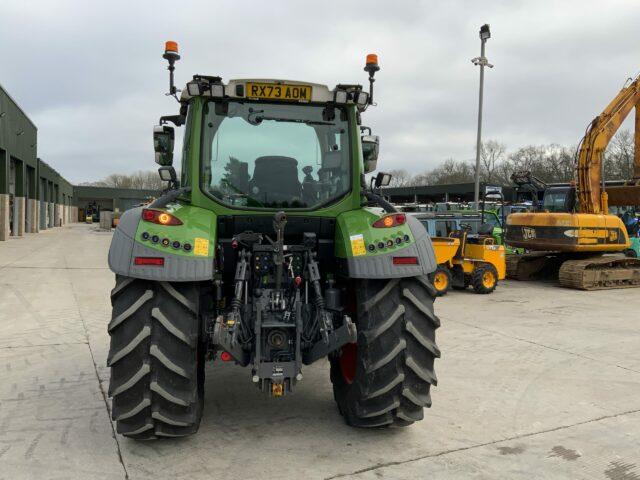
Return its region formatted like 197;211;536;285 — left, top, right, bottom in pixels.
134;257;165;266
373;213;406;228
141;208;183;226
392;256;419;265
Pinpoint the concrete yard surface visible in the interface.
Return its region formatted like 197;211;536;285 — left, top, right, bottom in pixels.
0;224;639;479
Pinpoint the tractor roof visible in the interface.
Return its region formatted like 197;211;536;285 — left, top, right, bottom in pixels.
180;77;368;108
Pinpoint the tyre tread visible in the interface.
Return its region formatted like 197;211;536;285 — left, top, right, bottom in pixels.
331;276;440;428
107;278;203;439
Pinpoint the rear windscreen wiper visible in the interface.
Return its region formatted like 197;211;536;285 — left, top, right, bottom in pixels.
254;116;335;126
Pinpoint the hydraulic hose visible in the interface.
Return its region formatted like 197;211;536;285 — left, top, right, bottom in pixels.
149;187;192;209
363;191;398;213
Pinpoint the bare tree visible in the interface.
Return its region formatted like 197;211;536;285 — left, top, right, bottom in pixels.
387;169;412;187
543;144;574;183
86;170;166;190
408;173;431;186
479;140;506;184
605;129;634;180
427;158;475;185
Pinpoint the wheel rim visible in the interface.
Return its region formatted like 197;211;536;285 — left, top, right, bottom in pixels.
433;271;448;292
482;271;496;288
340;343;358;384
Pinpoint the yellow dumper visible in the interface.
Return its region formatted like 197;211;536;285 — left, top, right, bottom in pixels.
430;230;506;295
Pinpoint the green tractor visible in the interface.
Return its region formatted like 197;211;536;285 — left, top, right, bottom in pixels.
106;43;440;439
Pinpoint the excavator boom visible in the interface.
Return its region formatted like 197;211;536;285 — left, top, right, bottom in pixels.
577;75;640;213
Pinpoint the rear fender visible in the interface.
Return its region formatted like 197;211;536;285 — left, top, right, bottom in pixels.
108;205;216;282
335;209;436;278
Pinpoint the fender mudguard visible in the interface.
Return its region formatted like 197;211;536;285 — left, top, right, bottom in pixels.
108;206;214;282
337;210;437;279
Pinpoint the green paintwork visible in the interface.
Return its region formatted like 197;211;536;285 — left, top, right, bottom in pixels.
130;95;418;261
184;98;362;218
335;207;414;258
134;203;217;258
629;237;640;256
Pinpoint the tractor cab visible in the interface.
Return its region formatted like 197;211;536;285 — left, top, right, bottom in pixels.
152;64;381;215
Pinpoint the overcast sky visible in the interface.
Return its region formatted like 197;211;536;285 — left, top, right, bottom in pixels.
1;0;639;183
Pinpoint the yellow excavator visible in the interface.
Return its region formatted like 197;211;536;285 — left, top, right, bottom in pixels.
505;74;640;290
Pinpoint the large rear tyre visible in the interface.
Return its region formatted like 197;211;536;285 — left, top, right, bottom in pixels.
107;275;204;439
330;276;440;427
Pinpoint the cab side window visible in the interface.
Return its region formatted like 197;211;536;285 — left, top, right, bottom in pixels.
435;221;448;237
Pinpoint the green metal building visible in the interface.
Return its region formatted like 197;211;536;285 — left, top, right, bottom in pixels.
2;83;75;239
1;83;78;240
1;83;164;239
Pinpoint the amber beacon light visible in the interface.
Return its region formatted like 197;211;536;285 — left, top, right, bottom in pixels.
363;53;380;105
365;53;379;70
164;41;179;55
163;40;181;97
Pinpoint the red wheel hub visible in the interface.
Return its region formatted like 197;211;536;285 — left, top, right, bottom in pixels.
339;343;358;384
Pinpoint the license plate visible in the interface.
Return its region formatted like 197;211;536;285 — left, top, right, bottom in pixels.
246;82;312;101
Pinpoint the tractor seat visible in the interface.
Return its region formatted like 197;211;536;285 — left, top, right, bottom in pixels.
249;156;302;205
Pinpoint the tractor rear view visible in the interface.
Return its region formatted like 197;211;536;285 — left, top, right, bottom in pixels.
105;43;441;439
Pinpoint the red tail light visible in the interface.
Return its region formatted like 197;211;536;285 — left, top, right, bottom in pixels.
141;208;183;226
220;351;232;362
373;213;406;228
392;256;419;265
134;257;165;266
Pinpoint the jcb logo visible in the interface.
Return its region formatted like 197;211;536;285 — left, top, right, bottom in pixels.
522;227;536;240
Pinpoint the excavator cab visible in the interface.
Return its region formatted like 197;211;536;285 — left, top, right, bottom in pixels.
541;186;577;213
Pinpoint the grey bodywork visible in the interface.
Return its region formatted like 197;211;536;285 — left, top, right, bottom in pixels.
346;216;437;279
108;207;213;282
109;208;435;282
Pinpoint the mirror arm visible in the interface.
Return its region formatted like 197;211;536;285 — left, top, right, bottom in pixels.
159;114;185;127
362;191;397;213
149;187;192;209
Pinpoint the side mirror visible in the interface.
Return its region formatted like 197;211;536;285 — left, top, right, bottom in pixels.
153;125;175;166
158;166;178;189
374;171;392;188
361;134;379;173
158;166;177;182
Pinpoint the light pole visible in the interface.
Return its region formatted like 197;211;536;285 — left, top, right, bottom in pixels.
472;24;493;208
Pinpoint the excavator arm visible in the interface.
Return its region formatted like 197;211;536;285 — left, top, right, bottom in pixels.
576;75;640;213
510;171;547;206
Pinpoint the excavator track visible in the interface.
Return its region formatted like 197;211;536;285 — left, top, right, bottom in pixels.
506;252;562;281
558;255;640;290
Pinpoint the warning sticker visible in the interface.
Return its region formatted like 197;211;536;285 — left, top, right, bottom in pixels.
193;238;210;257
350;234;367;257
